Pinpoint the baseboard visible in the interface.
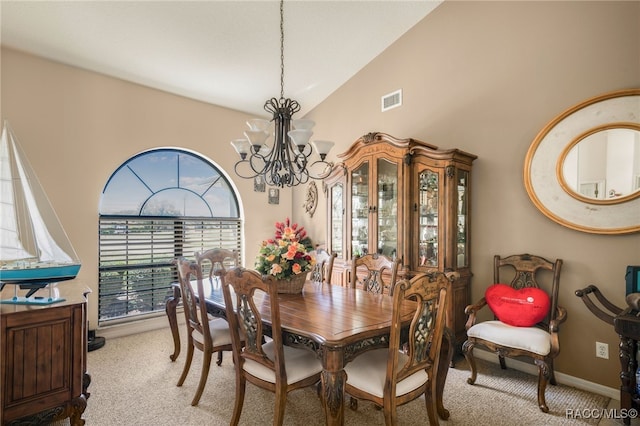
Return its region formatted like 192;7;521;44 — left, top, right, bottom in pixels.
473;349;619;400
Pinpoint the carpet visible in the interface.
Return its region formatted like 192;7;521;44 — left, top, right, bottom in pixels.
75;327;609;425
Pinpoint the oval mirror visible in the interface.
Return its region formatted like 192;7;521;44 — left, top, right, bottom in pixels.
524;89;640;234
559;125;640;204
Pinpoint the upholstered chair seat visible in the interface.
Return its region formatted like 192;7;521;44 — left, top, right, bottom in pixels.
344;349;429;398
242;340;323;384
191;318;233;347
466;321;552;355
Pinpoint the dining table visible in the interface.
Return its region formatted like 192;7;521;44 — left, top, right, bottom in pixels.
165;278;453;425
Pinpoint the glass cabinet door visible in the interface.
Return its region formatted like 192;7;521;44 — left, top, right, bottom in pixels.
376;158;398;259
351;162;369;257
329;183;343;258
456;170;469;268
418;169;439;268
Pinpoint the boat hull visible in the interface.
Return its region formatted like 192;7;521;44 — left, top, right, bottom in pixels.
0;264;81;284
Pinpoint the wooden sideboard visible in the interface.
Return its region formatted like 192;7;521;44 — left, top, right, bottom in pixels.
0;282;90;426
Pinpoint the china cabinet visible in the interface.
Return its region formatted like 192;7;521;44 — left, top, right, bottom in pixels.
325;132;476;349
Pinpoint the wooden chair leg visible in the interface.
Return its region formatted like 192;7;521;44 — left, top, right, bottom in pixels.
192;350;213;406
383;398;398;426
436;329;453;420
424;377;440;426
498;354;507;370
534;359;550;413
349;396;358;411
230;374;246;426
177;341;194;386
548;358;557;385
273;387;287;426
462;340;478;385
216;350;223;366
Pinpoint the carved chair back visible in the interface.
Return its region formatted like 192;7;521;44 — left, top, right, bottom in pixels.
494;253;563;328
195;248;238;279
350;253;401;295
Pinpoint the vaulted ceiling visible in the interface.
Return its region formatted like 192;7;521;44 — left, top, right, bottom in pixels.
1;1;442;117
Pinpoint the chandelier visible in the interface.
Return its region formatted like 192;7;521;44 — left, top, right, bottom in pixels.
230;0;334;188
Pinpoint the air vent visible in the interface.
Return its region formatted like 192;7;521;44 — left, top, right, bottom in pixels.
381;89;402;112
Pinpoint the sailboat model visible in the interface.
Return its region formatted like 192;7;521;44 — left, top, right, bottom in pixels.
0;120;81;302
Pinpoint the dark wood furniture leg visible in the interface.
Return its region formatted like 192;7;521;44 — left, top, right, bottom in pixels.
165;285;181;361
435;328;454;420
321;347;347;426
619;335;635;425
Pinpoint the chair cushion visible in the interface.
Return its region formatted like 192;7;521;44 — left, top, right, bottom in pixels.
467;320;551;355
243;340;323;385
485;284;550;327
192;318;233;346
344;348;428;398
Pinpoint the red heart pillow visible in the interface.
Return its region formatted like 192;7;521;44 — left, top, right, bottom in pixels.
485;284;551;327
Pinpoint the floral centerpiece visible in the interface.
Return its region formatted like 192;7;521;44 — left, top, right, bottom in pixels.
255;218;315;293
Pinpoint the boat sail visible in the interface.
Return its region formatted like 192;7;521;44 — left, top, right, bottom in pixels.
0;120;81;298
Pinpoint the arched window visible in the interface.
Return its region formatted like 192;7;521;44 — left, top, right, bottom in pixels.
98;148;241;324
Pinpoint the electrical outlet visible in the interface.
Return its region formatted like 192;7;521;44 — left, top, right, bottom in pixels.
596;342;609;359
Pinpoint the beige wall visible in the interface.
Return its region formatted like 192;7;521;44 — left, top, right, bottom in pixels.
0;47;295;327
1;1;639;389
299;0;640;389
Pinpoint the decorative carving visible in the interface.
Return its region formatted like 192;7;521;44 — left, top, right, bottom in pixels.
446;165;455;179
303;181;318;218
362;132;379;143
6;406;65;426
283;332;322;357
619;336;634;395
322;370;346;418
343;335;390;364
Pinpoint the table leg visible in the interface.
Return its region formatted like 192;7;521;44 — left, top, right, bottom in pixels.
165;286;181;362
321;348;346;425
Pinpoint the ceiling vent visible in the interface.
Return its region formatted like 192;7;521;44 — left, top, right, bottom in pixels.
381;89;402;112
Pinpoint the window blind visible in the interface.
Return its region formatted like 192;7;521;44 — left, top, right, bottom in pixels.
98;216;241;324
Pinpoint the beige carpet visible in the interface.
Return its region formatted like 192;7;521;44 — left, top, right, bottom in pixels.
79;327;610;425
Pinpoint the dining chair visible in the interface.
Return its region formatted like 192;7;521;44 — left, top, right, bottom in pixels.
310;249;337;284
349;253;401;295
195;248;239;280
193;248;238;367
343;271;449;425
218;267;323;426
174;257;234;406
462;253;566;413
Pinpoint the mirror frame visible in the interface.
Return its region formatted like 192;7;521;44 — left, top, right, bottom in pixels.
524;88;640;234
557;123;640;205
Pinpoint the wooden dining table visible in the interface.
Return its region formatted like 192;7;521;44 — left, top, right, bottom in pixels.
165;278;452;425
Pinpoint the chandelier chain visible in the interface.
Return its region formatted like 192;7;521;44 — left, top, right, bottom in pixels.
280;0;285;100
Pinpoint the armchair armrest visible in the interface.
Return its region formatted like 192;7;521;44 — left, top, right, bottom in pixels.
574;285;622;325
549;306;567;333
464;297;488;330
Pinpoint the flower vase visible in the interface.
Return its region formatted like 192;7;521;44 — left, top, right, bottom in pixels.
276;273;307;294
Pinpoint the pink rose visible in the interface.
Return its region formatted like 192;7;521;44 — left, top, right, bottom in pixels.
270;264;283;275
